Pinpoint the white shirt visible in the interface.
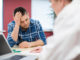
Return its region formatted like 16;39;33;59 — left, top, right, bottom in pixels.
39;0;80;60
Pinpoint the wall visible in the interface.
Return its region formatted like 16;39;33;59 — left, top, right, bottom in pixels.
31;0;54;31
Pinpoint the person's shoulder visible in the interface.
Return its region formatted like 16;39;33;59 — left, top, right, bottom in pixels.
8;21;15;26
30;19;40;25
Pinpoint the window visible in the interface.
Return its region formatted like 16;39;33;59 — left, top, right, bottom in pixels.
31;0;54;31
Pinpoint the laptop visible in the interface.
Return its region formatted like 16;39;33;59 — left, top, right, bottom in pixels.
0;33;38;60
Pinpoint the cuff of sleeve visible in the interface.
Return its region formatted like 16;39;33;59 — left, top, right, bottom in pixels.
8;37;17;47
39;38;47;45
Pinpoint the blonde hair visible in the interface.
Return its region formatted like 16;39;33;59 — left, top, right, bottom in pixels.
55;0;72;2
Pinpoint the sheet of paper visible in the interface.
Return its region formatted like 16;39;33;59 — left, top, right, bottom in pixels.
20;50;40;57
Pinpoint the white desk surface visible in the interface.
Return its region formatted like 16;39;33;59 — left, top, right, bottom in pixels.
12;46;40;56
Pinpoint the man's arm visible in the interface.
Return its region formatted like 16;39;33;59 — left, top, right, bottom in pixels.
19;40;44;48
11;24;19;42
29;40;44;47
7;24;17;47
7;12;21;47
11;12;21;42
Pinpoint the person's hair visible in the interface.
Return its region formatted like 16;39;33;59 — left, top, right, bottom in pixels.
14;7;27;16
55;0;72;2
67;0;72;2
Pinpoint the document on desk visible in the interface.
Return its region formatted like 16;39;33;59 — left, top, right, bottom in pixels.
12;46;40;57
20;50;40;57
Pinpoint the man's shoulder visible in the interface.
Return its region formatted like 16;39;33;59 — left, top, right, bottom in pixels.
8;21;15;26
30;19;40;25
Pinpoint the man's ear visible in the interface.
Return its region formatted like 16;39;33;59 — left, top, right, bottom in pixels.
27;12;30;19
64;0;71;6
62;0;65;6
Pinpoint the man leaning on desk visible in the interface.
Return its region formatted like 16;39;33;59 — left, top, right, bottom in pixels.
7;7;46;48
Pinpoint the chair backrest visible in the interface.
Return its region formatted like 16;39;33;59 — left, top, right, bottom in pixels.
73;55;80;60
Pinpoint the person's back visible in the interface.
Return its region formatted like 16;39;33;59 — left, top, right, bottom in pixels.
38;0;80;60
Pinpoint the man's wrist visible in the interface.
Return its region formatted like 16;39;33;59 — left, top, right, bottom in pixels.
28;42;32;47
15;24;20;27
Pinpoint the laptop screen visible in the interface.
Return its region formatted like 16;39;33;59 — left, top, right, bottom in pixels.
0;34;12;56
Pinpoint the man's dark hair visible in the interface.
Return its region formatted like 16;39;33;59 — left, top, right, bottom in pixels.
68;0;72;2
14;7;27;16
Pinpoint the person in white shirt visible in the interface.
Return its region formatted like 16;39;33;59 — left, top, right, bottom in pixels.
31;0;80;60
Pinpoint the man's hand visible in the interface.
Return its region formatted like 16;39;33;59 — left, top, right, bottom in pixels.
11;12;22;42
31;47;42;53
19;41;30;48
14;12;22;26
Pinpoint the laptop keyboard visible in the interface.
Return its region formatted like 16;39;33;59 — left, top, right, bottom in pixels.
4;55;26;60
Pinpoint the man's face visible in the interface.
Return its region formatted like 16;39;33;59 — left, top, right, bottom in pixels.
50;0;65;16
20;14;30;29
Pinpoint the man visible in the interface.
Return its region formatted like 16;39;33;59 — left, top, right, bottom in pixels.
31;0;80;60
7;7;46;48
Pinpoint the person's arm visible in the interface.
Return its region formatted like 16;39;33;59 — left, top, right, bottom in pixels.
7;24;17;47
11;24;19;42
28;40;44;47
19;40;44;48
11;12;21;42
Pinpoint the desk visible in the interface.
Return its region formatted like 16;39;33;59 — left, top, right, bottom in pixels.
12;47;34;52
12;46;40;57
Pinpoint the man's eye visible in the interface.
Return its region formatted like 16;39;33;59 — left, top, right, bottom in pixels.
21;21;24;23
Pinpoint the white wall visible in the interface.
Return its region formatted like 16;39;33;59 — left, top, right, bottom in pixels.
31;0;54;31
0;0;3;31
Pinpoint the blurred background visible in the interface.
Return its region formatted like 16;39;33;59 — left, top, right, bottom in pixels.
0;0;55;38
